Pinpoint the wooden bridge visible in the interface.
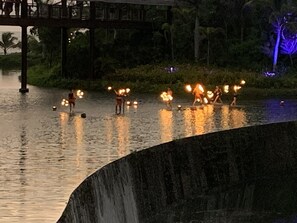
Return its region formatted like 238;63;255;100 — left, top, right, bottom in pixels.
1;0;175;92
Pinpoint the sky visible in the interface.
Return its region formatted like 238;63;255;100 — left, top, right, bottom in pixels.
0;26;21;32
0;26;22;54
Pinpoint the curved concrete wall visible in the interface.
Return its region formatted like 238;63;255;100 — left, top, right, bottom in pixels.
57;121;297;223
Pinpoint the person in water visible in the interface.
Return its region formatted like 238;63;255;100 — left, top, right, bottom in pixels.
166;87;173;109
230;86;239;106
192;83;204;106
213;86;223;104
68;89;76;113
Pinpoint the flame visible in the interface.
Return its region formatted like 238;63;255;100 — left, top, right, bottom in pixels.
240;80;246;85
198;84;204;93
207;91;214;99
203;97;208;104
160;92;173;102
76;90;84;98
234;85;241;91
61;98;69;106
185;84;192;92
223;85;229;93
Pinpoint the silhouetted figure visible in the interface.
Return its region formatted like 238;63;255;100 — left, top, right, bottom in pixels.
213;86;223;104
192;83;204;106
68;89;76;113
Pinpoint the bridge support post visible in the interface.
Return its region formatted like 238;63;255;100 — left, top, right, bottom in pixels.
19;26;29;93
61;27;67;78
89;1;95;80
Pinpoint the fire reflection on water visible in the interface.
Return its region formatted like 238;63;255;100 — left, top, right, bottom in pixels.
115;116;130;156
159;109;173;142
160;105;247;142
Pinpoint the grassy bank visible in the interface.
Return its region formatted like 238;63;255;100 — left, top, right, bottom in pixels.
27;63;297;99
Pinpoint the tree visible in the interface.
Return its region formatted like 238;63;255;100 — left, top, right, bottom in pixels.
178;0;216;62
200;26;225;66
0;32;21;55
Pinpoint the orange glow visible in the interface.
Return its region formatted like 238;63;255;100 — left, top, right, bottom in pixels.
159;109;173;142
198;84;204;93
234;85;241;91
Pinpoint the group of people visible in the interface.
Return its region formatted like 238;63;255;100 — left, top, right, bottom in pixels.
192;84;239;106
167;84;239;109
0;0;20;17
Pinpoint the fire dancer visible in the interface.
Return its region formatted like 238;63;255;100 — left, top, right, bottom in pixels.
68;89;76;113
166;87;173;109
192;83;204;106
213;86;223;104
230;85;241;106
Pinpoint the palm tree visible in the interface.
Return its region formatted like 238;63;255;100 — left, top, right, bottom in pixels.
0;32;21;55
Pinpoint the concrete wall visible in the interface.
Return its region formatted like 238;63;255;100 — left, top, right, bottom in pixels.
57;121;297;223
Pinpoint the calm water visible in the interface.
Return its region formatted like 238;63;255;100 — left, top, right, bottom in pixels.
1;70;297;223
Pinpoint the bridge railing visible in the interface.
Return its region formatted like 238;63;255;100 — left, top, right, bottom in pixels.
22;2;167;22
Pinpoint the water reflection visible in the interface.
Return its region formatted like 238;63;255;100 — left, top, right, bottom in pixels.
1;70;297;223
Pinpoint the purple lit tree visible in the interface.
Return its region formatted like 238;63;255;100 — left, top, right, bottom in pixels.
280;36;297;66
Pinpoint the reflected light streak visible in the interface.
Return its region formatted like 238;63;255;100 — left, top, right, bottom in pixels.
159;109;173;142
73;116;85;172
115;116;130;156
230;108;247;128
221;106;247;129
182;108;205;136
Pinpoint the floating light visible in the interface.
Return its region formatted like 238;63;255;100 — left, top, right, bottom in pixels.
177;105;182;110
125;88;130;94
240;80;246;85
52;106;57;111
107;86;112;91
126;101;131;106
133;101;138;105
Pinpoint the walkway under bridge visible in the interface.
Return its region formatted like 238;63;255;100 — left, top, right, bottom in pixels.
0;0;173;92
